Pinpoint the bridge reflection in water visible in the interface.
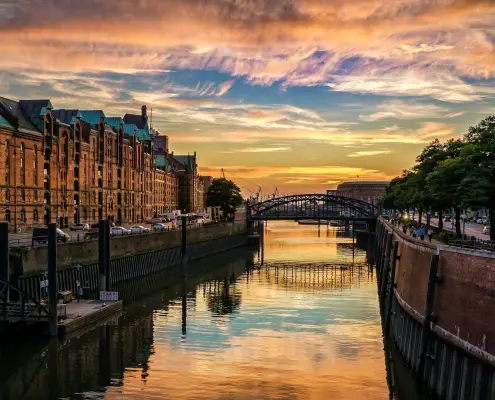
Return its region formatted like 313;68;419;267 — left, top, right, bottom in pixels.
0;221;430;399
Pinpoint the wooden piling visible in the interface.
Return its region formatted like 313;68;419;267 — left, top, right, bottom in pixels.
385;240;399;336
380;232;393;298
417;254;440;390
0;222;9;304
98;219;110;293
48;223;58;337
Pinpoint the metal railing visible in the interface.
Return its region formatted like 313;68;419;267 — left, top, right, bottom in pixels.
447;238;495;252
8;219;232;249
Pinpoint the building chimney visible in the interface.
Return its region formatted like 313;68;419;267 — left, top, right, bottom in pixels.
142;105;147;119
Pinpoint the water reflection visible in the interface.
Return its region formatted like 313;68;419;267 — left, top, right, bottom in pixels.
0;221;424;399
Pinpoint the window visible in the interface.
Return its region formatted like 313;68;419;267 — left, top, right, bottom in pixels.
5;189;9;202
5;209;10;223
33;145;38;185
4;140;9;184
33;209;39;223
20;143;25;185
20;209;26;223
21;189;25;202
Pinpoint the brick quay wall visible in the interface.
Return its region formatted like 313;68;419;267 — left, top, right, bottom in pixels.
377;218;495;398
10;221;247;278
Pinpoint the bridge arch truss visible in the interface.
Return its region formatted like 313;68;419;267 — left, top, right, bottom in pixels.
248;194;378;221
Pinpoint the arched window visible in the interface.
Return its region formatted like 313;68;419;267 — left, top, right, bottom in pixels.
4;139;9;184
33;209;39;223
20;209;26;223
33;145;38;185
20;143;25;185
5;209;10;222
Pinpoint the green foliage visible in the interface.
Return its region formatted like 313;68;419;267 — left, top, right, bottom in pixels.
385;115;495;240
206;178;243;217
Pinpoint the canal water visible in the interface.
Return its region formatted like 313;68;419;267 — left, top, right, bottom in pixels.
0;221;424;399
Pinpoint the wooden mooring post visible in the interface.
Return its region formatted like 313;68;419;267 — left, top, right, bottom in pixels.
98;219;111;294
0;222;9;293
380;232;393;299
48;223;58;336
385;240;399;336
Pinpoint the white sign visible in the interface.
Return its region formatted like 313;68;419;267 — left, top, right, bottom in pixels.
40;280;49;289
99;291;119;301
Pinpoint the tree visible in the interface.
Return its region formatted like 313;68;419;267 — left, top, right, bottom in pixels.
426;158;468;237
206;178;243;218
413;138;464;229
461;116;495;240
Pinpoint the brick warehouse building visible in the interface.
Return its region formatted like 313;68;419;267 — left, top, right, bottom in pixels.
336;181;389;207
0;97;207;231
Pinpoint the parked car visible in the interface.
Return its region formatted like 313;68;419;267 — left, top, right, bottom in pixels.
483;225;490;235
444;215;452;222
32;227;70;246
151;217;163;224
476;218;484;224
153;223;168;232
110;226;130;236
130;225;151;234
70;223;90;231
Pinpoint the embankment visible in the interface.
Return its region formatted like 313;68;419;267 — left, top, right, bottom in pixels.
14;221;248;301
377;218;495;399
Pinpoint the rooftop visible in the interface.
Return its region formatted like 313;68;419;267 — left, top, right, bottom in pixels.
0;97;46;134
338;181;389;187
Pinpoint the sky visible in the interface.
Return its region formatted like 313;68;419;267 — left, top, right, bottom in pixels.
0;0;494;197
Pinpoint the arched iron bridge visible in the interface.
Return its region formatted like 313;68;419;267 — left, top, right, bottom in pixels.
247;194;378;221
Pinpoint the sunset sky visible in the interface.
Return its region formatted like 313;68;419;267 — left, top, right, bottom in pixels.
0;0;494;196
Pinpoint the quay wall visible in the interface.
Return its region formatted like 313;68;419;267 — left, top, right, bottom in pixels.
384;220;495;353
377;218;495;398
11;222;246;278
14;221;248;302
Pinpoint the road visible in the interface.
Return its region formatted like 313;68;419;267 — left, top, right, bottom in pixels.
8;222;176;247
430;217;489;240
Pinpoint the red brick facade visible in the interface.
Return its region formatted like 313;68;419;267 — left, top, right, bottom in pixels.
0;98;206;230
336;181;389;206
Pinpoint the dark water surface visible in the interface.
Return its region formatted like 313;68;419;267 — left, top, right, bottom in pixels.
1;222;419;399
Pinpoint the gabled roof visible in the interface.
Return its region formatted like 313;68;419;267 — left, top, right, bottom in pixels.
123;113;147;130
123;124;137;136
172;154;196;172
105;117;124;130
79;110;106;128
18;99;53;131
0;97;43;135
155;154;167;168
0;114;13;129
136;128;152;141
52;109;81;125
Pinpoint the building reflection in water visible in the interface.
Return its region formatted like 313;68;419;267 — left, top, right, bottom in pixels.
0;221;427;400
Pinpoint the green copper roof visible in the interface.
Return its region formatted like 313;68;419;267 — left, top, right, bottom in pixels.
155;155;167;167
79;110;106;128
124;124;137;136
136;128;152;141
172;154;195;172
0;114;13;128
105;117;124;130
